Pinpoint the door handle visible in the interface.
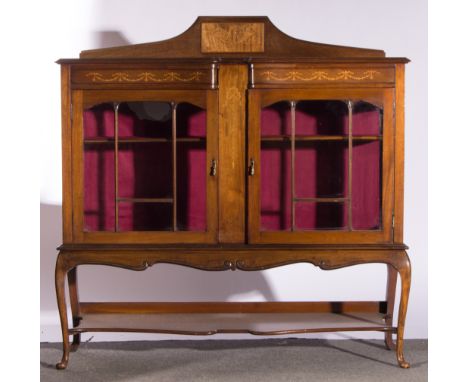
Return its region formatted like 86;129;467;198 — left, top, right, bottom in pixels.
210;159;217;176
248;158;255;176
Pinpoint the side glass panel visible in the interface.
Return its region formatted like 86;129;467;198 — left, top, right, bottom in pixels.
83;101;207;232
83;103;115;231
352;101;382;230
260;100;382;232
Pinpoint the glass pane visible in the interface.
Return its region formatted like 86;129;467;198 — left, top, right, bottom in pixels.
260;101;292;231
118;142;172;199
117;102;173;200
295;202;348;230
177;103;206;138
177;142;206;231
295;141;348;199
83;103;115;139
259;98;383;233
83;103;115;231
352;140;381;230
118;102;172;138
351;101;382;136
296;100;348;136
83;100;207;233
260;140;291;231
261;101;292;137
176;103;207;231
118;202;172;231
83;144;115;232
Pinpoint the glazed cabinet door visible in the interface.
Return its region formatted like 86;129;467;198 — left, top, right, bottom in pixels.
247;88;394;244
71;90;218;244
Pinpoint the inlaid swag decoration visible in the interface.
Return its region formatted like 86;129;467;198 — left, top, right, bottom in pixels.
85;71;206;83
260;69;380;81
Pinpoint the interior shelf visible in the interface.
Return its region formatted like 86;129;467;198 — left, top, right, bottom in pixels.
70;312;393;335
261;135;382;142
84;137;205;144
117;197;174;203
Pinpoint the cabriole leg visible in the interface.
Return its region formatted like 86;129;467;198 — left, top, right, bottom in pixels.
55;252;70;370
385;264;398;350
68;267;81;352
395;251;411;368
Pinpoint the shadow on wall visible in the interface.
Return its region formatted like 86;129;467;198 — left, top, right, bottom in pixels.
91;31;130;49
40;203;62;312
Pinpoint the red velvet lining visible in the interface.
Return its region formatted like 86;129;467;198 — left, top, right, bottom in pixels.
83;102;206;232
260;101;381;231
83;100;380;234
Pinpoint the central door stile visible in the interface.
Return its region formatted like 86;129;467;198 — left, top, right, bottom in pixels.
218;65;248;243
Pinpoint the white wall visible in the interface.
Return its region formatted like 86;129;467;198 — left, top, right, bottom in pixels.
40;0;427;341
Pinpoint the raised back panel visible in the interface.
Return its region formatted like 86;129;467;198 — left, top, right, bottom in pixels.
77;16;388;60
201;22;264;53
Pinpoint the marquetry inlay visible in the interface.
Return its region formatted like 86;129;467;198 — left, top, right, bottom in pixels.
201;22;264;53
260;70;380;81
85;71;205;83
250;66;396;87
71;68;214;87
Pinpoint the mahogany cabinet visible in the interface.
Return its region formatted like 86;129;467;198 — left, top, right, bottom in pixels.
55;16;411;369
